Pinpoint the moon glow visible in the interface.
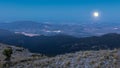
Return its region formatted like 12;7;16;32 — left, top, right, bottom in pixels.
93;12;99;17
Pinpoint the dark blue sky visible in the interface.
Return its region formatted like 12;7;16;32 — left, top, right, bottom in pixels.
0;0;120;22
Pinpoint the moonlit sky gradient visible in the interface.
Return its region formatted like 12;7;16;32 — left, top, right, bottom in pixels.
0;0;120;22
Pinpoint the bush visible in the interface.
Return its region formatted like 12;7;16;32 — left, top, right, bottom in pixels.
3;47;13;61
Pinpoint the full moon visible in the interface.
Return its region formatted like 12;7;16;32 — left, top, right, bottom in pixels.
93;12;99;17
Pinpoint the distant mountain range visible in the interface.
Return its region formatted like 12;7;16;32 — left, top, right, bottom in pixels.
0;21;120;37
0;29;120;56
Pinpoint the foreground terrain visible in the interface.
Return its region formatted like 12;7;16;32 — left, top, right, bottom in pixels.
0;43;120;68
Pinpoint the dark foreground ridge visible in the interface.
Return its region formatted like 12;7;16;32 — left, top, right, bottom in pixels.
0;29;120;56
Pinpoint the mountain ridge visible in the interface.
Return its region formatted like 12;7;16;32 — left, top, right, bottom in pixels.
0;29;120;56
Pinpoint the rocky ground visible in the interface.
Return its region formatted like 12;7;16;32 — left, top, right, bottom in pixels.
0;43;120;68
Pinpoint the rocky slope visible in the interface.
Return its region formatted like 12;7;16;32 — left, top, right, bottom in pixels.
0;43;120;68
0;43;46;68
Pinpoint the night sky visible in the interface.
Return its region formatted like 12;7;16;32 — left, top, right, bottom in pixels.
0;0;120;22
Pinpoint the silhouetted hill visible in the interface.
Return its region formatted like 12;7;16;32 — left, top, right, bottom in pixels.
0;29;120;56
0;29;15;36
